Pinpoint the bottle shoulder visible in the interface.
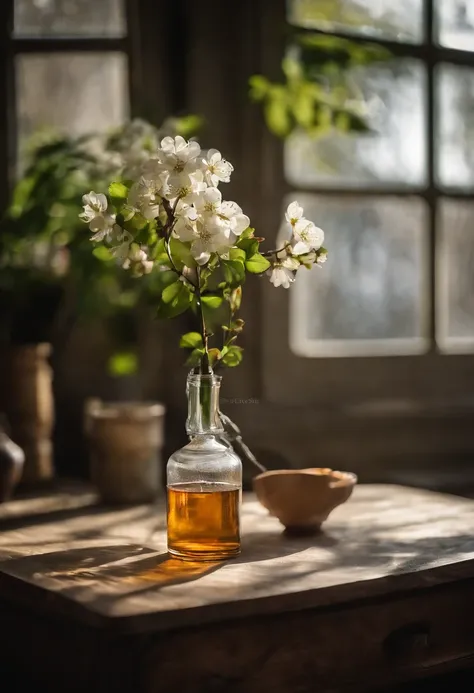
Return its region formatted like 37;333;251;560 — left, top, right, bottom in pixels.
168;435;241;465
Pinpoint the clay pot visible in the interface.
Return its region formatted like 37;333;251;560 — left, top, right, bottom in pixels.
253;467;357;533
0;427;25;502
1;344;54;485
85;399;166;504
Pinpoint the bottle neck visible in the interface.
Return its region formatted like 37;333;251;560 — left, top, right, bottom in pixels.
186;373;223;437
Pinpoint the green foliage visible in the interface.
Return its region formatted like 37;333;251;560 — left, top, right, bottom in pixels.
221;345;244;367
237;237;259;257
172;114;204;140
250;31;391;139
169;237;196;269
156;281;192;319
108;181;128;207
180;332;203;349
245;253;271;274
162;280;183;304
92;246;113;262
186;347;205;367
108;350;138;376
201;295;223;310
221;259;246;286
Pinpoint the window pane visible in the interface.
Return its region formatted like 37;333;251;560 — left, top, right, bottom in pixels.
437;199;474;352
287;0;424;43
435;0;474;51
437;64;474;189
289;194;429;357
285;60;426;189
14;0;126;37
16;53;129;147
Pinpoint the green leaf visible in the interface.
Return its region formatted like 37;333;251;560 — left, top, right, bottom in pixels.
293;87;316;128
240;227;255;240
169;236;196;269
221;259;246;286
229;247;246;263
245;252;271;274
156;284;192;319
180;332;203;349
186;347;205;367
109;182;128;207
201;295;223;309
153;237;170;265
116;205;135;225
107;351;138;377
249;75;270;101
221;346;244;368
264;89;292;138
156;269;178;293
174;114;204;139
123;212;148;235
92;246;113;262
162;280;182;304
237;237;259;257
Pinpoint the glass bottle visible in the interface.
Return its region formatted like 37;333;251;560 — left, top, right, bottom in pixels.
167;373;242;561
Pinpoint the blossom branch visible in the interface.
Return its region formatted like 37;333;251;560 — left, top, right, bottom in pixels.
196;266;210;374
79;133;326;372
261;242;291;258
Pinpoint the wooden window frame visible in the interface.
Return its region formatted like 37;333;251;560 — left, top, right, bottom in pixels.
255;0;474;412
0;0;178;211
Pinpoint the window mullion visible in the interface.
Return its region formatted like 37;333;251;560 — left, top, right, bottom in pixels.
424;0;437;351
0;0;14;211
12;37;127;53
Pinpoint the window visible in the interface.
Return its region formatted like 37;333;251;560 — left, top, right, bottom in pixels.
4;0;129;169
282;0;474;358
256;0;474;413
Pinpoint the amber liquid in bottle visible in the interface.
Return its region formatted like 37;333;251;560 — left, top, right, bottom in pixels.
167;481;241;560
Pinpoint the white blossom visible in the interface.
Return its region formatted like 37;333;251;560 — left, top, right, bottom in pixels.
128;178;162;220
89;212;117;242
201;149;233;187
159;135;201;192
192;186;222;217
285;201;304;226
215;200;250;239
165;169;207;204
292;219;325;255
80;191;108;223
268;256;299;289
110;229;133;261
173;213;232;265
123;245;154;275
80;191;117;241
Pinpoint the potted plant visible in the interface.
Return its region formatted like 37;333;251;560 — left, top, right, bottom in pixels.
0;116;201;487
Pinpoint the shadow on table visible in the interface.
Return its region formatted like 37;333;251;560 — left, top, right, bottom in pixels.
0;530;314;604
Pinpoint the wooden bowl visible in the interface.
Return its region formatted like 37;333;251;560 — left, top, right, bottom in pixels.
253;468;357;533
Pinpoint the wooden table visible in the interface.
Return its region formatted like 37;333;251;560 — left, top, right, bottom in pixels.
1;484;474;692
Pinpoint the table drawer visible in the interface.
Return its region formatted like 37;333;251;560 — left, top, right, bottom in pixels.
144;580;474;693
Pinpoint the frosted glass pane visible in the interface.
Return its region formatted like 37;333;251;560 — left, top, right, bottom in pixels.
287;0;423;43
437;200;474;352
16;53;129;146
14;0;126;37
435;0;474;51
289;194;429;357
285;60;426;189
437;64;474;188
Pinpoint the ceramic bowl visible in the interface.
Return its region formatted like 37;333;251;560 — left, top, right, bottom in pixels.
253;467;357;533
